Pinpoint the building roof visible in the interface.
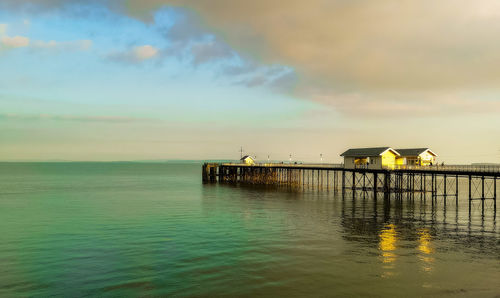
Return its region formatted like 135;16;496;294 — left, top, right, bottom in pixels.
396;148;437;157
240;155;254;160
340;147;400;157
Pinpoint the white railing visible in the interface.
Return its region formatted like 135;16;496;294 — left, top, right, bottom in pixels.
220;162;344;168
390;164;500;173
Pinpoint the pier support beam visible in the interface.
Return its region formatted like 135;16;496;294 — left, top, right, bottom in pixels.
334;170;338;191
482;175;485;212
494;177;497;213
469;175;472;214
444;174;447;206
342;170;345;197
384;172;390;200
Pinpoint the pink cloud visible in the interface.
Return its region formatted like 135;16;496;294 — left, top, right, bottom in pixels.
1;35;30;48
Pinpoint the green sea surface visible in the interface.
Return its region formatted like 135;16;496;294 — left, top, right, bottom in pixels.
0;162;498;297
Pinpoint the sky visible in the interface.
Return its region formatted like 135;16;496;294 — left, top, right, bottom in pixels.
1;0;499;163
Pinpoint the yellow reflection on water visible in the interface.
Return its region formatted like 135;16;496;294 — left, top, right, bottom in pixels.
379;224;398;277
417;228;434;272
379;224;397;262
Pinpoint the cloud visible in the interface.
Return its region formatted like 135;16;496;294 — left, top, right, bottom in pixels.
190;41;233;65
0;113;150;123
133;45;158;60
6;0;499;116
5;1;500;91
268;71;298;92
0;23;91;53
232;65;297;92
159;11;236;66
31;39;92;51
312;92;500;117
122;0;500;89
0;24;30;49
165;12;206;44
119;0;500;115
163;12;295;89
104;8;290;92
107;44;159;63
1;35;30;48
222;61;258;76
1;36;92;52
0;0;105;13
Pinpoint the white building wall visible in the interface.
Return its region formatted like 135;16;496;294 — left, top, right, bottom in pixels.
344;157;356;169
367;156;383;169
419;151;436;164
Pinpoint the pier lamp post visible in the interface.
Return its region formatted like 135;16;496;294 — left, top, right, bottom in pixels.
289;154;292;164
268;155;270;163
320;153;323;163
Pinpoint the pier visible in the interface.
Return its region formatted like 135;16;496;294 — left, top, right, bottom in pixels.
202;163;499;215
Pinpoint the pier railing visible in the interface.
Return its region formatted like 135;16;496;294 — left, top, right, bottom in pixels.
221;162;344;168
391;164;500;173
215;162;500;174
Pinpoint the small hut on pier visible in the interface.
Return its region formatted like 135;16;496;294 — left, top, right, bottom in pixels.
395;148;437;166
240;155;256;165
340;147;400;169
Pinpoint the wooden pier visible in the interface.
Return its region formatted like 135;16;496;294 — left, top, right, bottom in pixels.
202;163;499;215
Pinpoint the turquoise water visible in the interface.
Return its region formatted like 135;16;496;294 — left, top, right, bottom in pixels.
0;162;498;297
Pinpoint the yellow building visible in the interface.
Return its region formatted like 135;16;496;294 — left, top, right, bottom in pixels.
395;148;437;166
240;155;256;165
340;147;400;169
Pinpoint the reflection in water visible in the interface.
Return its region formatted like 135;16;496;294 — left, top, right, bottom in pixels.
417;228;434;272
336;189;498;285
379;224;398;277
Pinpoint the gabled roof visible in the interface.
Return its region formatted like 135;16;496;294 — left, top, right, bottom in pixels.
340;147;400;157
240;155;254;160
396;148;437;157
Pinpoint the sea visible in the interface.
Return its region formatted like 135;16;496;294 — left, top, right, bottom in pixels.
0;162;498;297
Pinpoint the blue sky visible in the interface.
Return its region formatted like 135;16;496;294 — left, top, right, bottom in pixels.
1;1;499;162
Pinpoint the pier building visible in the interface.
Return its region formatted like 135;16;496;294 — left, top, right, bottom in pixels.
395;148;437;166
240;155;255;165
340;147;399;169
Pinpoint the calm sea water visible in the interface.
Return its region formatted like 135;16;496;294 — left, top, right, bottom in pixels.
0;162;498;297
